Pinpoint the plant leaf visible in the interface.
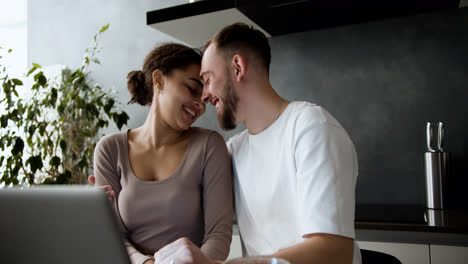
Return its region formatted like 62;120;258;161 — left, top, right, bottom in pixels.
104;98;114;114
47;138;53;148
60;139;67;151
11;137;24;155
11;165;20;177
12;79;23;86
98;119;106;128
38;123;45;136
57;102;65;114
99;24;109;33
28;125;37;135
78;157;87;169
116;112;129;130
26;136;33;148
38;74;47;87
26;155;43;174
43;178;56;184
49;156;61;167
0;115;8;128
27;67;37;77
56;170;71;184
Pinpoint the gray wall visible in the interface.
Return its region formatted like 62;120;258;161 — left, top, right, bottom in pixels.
28;2;468;207
28;0;188;130
268;8;468;207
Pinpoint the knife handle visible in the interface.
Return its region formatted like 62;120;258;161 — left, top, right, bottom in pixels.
427;122;436;152
438;122;444;152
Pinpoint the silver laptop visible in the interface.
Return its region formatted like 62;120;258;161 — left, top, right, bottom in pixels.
0;185;131;264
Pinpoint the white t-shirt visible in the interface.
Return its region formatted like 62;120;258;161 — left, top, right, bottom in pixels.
227;101;361;264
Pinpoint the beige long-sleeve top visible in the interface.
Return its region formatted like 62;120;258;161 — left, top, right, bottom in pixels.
93;127;233;264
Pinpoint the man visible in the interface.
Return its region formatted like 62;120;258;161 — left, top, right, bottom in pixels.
154;23;361;264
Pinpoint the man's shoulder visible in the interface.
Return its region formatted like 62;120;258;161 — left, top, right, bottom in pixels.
226;129;249;152
288;101;340;127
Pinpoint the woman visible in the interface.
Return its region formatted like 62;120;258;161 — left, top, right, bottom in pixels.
93;43;233;264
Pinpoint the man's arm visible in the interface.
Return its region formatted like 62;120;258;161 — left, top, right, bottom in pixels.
286;109;358;264
153;234;354;264
271;233;354;264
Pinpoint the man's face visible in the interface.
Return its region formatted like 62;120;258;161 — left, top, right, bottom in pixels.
200;44;239;130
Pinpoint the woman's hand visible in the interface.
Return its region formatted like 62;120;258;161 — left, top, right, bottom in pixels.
88;175;116;200
144;259;155;264
154;237;217;264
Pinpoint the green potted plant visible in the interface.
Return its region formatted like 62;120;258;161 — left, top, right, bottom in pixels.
0;24;129;186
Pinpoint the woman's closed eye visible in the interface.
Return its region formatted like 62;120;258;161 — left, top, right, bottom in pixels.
186;84;195;92
186;78;203;97
186;84;202;97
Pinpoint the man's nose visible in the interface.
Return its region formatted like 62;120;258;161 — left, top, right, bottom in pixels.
201;88;211;104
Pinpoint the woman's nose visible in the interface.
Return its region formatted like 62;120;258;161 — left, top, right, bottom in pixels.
194;99;205;110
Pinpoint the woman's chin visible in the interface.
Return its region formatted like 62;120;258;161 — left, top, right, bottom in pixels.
178;120;194;131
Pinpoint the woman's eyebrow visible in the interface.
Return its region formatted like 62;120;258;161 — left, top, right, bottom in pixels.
188;78;203;88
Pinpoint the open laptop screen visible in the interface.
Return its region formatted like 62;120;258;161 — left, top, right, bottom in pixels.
0;186;130;264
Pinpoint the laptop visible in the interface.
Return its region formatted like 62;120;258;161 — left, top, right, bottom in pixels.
0;185;131;264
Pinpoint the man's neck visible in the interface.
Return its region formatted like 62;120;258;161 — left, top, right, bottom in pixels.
239;81;289;135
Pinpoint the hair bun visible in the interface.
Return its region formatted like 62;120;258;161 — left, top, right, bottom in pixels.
127;70;145;84
127;70;151;106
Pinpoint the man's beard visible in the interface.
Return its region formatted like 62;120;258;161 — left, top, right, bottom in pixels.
219;77;238;130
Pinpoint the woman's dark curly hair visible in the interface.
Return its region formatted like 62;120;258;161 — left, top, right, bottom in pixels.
127;43;202;106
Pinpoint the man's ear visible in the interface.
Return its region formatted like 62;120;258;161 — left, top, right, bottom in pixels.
152;69;164;92
232;54;246;82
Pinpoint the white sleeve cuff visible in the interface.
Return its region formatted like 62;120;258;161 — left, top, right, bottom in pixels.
130;253;153;264
124;239;154;264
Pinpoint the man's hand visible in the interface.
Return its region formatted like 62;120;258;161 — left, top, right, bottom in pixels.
88;175;116;200
154;237;216;264
273;233;354;264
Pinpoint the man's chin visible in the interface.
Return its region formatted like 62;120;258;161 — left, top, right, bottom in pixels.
219;114;237;131
221;125;237;131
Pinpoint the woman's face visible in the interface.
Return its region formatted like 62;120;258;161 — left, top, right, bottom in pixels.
156;63;205;131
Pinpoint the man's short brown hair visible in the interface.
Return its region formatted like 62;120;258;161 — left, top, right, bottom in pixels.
204;23;271;73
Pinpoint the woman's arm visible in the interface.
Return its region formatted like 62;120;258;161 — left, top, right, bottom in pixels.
200;132;234;261
124;239;155;264
93;137;122;193
94;137;152;264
